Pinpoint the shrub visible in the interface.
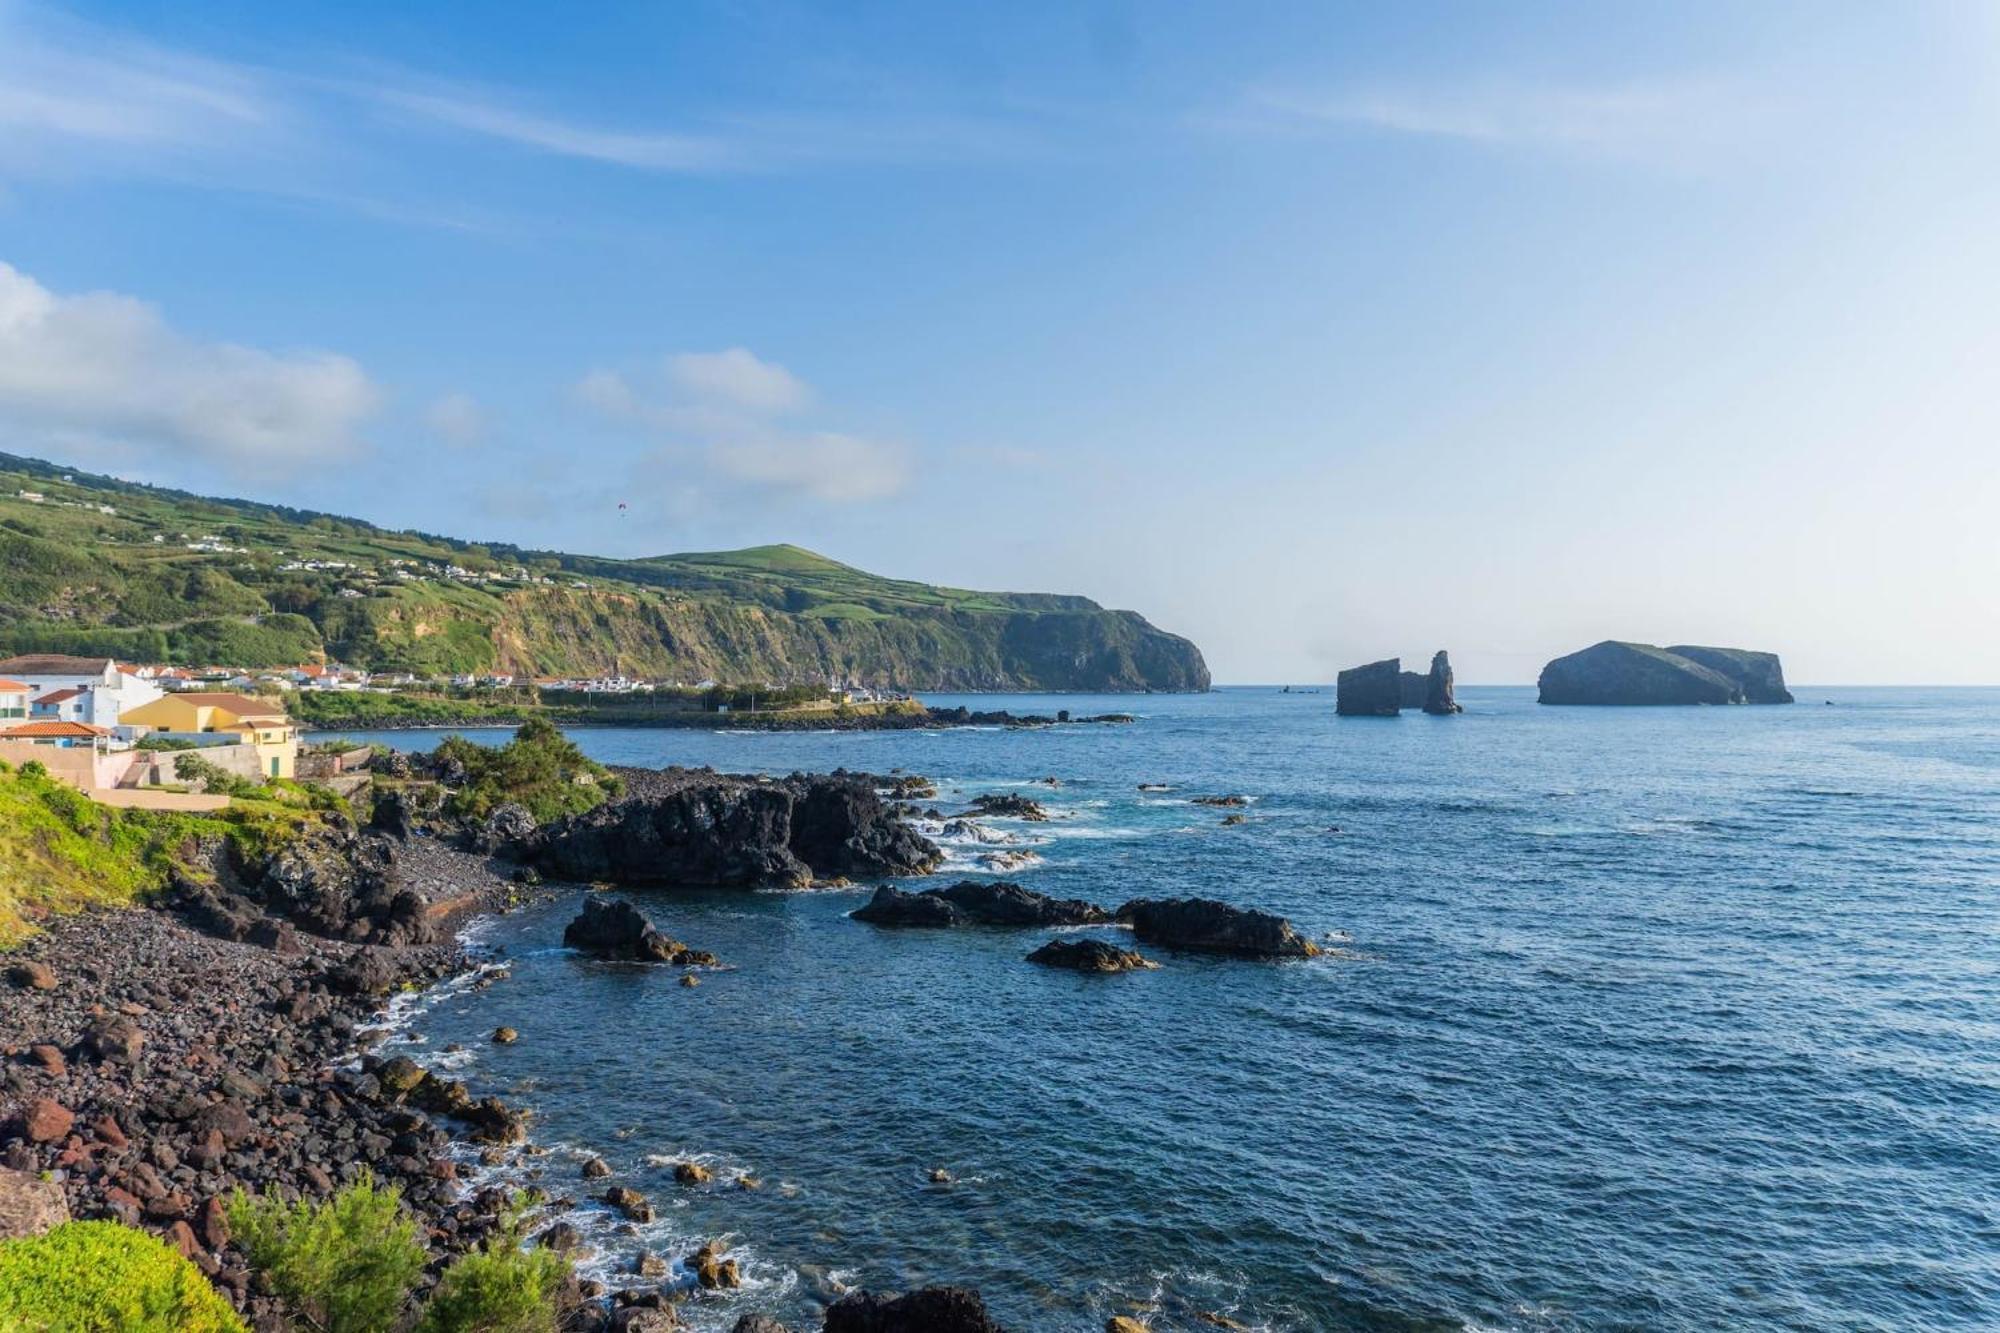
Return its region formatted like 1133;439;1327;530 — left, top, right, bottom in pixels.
0;1219;246;1332
437;717;619;824
416;1215;568;1333
227;1172;426;1333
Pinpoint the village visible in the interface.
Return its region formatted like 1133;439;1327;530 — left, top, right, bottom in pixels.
0;652;912;808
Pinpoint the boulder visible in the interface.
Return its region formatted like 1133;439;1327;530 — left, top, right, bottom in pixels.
563;898;716;966
0;1167;68;1239
1116;897;1319;958
475;802;539;854
688;1238;739;1289
6;961;56;990
824;1286;1005;1333
19;1098;73;1143
83;1014;145;1063
1335;658;1402;716
1026;939;1157;973
1538;641;1785;706
673;1161;711;1186
733;1318;791;1333
853;881;1111;929
604;1185;653;1223
1422;650;1462;715
492;1026;518;1044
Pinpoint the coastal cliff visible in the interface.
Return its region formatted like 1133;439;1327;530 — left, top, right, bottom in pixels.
1538;641;1793;705
0;452;1209;692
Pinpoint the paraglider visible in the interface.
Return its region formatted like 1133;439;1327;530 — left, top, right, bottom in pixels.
617;501;628;518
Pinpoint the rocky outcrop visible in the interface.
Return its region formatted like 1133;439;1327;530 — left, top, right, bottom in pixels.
1116;897;1319;958
1665;645;1794;704
1025;939;1157;973
853;882;1112;928
529;769;941;888
824;1286;1006;1333
969;793;1049;821
1538;641;1792;706
1336;659;1402;717
562;898;717;965
1422;650;1461;715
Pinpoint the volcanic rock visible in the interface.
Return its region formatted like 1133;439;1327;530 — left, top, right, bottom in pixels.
1116;897;1319;958
853;881;1111;929
0;1168;67;1239
824;1286;1006;1333
1336;658;1402;717
1538;641;1791;706
563;898;715;965
1026;939;1157;973
1422;650;1462;715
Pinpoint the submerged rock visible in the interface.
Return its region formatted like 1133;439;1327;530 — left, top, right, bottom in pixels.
1116;897;1319;958
1026;939;1157;973
853;881;1112;928
563;898;717;966
1538;641;1790;706
824;1286;1006;1333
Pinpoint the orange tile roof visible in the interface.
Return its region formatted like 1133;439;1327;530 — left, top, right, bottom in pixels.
0;720;110;739
0;679;29;692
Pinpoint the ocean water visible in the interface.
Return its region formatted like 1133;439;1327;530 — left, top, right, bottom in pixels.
346;687;2000;1331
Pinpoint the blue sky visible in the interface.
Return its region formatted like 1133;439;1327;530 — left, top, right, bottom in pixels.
2;1;1995;683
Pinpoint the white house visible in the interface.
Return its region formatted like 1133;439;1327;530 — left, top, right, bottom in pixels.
0;678;29;721
0;655;164;728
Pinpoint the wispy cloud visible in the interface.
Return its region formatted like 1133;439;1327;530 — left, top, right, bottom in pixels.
0;259;379;476
1222;73;1776;167
368;87;734;171
423;392;486;447
577;349;908;503
0;9;280;172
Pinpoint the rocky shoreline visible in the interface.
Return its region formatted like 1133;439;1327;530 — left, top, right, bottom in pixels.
1;737;1317;1331
303;705;1139;736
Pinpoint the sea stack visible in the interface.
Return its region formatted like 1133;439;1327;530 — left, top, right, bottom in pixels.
1422;650;1461;714
1335;659;1402;716
1537;641;1793;705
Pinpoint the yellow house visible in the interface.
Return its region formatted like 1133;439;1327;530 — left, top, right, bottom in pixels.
121;692;299;779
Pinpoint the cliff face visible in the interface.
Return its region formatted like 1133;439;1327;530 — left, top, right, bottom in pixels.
0;453;1209;692
1664;645;1794;704
1538;641;1792;705
1337;659;1403;716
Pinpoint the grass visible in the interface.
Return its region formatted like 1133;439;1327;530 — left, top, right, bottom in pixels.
0;760;325;946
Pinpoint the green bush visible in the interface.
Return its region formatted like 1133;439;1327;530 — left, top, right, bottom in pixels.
227;1172;426;1333
417;1216;568;1333
437;717;619;824
0;1219;246;1332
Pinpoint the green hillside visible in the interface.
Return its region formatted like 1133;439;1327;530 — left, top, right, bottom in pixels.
0;452;1209;691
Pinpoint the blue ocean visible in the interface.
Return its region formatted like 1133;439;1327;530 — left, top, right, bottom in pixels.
345;687;2000;1331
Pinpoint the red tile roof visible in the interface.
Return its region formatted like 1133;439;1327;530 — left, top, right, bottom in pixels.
32;687;86;706
0;720;110;739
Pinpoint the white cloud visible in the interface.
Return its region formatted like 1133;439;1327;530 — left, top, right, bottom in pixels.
666;348;812;414
1228;74;1774;167
0;260;379;472
575;351;907;503
424;391;486;446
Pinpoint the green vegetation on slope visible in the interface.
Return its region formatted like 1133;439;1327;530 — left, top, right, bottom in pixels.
0;761;326;945
0;452;1209;690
